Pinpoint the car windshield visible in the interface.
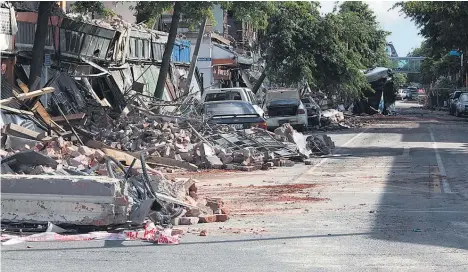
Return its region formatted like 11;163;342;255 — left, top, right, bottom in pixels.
205;91;242;102
204;102;257;116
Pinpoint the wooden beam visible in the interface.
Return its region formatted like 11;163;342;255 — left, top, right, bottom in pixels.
0;87;55;105
16;79;59;130
0;105;34;116
51;113;86;123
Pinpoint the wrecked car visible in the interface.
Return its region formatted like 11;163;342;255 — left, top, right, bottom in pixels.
201;88;265;118
301;96;322;126
202;101;267;130
263;89;308;131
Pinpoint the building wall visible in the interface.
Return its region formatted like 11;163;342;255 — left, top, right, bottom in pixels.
212;5;224;34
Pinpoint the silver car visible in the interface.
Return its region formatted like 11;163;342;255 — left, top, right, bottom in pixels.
454;92;468;117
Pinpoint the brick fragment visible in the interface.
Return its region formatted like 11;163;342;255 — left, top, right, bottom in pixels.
198;215;217;223
179;217;199;225
216;214;229;222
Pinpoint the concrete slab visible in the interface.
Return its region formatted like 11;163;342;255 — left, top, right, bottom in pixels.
1;174;131;226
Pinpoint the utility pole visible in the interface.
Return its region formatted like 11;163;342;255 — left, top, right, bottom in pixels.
29;1;53;89
154;2;182;99
184;17;208;95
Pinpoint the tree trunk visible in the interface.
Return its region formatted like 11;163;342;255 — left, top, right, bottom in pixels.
154;2;182;99
29;1;53;89
252;69;267;94
184;17;208;95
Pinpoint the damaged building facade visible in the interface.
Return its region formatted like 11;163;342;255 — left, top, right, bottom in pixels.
0;3;338;237
5;2;200;117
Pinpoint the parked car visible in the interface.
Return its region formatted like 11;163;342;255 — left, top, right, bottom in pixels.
397;89;412;100
454;92;468;117
449;90;462;115
201;88;264;118
263;89;308;131
202;101;267;130
301;97;322;126
407;87;418;100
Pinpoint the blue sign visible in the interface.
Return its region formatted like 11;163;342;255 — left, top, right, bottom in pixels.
197;57;212;61
449;50;461;57
44;54;51;66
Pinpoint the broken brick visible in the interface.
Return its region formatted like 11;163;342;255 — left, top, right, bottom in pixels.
78;146;94;157
171;229;184;236
185;208;201;217
216;214;229;222
198;215;217;223
179;217;199;225
206;197;224;212
93;149;106;161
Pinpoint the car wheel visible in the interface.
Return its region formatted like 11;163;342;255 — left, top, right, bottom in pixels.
456;108;462;117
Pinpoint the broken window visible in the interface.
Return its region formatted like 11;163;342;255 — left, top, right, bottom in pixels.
60;29;84;54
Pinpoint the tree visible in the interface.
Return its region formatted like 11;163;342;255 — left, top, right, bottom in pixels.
393;73;408;89
29;1;54;89
257;1;389;101
259;2;321;88
70;2;116;19
396;2;468;87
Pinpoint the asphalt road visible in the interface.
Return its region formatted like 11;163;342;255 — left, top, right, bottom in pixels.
3;102;468;271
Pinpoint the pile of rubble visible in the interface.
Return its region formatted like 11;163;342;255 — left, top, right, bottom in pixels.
1;87;335;239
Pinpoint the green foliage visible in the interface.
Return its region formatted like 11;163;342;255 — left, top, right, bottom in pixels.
261;2;320;87
133;1;276;29
396;2;468;87
70;2;116;19
393;73;408;89
395;2;468;54
261;1;388;101
221;1;277;30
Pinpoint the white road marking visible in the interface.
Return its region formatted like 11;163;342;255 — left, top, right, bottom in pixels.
402;147;410;157
428;127;453;193
309;128;370;173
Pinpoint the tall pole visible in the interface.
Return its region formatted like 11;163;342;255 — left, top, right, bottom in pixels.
29;1;53;89
185;17;208;94
154;2;182;99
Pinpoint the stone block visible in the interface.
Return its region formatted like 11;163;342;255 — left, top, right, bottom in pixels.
78;146;94;157
179;217;199;225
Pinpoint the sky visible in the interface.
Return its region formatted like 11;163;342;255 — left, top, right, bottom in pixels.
319;1;425;57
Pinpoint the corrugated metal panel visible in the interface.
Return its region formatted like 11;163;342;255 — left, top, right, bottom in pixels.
16;22;53;47
171;39;191;63
1;77;21;109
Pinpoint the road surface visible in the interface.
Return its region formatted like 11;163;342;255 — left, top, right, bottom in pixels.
3;102;468;271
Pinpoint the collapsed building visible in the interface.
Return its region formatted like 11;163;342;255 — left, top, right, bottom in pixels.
0;3;336;238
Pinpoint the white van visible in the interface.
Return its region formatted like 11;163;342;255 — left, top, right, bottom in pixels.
201;88;264;117
263;89;308;131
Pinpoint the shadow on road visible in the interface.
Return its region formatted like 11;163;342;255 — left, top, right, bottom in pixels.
369;118;468;251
